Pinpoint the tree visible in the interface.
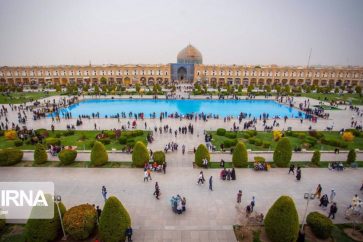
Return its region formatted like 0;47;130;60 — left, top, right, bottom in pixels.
273;137;292;167
311;150;320;166
153;151;165;165
99;196;131;242
34;143;47;165
25;196;66;242
306;212;333;239
94;85;100;95
194;144;210;167
356;86;362;96
132;141;149;167
135;83;141;93
0;148;23;166
232;142;248;167
264;196;299;242
347;149;356;165
100;76;107;85
58;149;77;165
90;141;108;166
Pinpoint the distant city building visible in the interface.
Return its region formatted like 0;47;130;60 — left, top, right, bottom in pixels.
0;44;362;87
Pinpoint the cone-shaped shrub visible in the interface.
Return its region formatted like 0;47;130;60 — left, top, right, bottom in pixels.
311;150;320;166
306;212;333;239
33;143;47;165
132;141;149;167
63;204;97;240
194;144;210;167
99;196;131;242
264;196;299;242
153;151;165;165
91;141;108;166
0;148;23;166
25;196;66;242
273;137;292;167
232;142;248;167
58;149;77;165
347;149;356;164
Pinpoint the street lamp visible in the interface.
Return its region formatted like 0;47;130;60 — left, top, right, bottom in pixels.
301;192;315;232
54;195;67;240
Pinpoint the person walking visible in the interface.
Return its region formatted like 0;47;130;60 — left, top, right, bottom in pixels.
288;164;295;174
154;182;160;199
125;226;133;242
315;184;322;199
101;186;107;201
250;196;256;212
296;167;301;181
96;205;102;224
162;161;167;174
330;189;336;203
144;170;148;182
328;202;338;219
182;144;185;155
197;171;204;185
209;176;213;191
147;168;152;180
237;190;242;204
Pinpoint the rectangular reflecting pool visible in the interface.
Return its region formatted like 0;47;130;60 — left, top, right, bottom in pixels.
53;99;305;118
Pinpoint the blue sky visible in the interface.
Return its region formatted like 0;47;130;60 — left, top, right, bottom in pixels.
0;0;362;66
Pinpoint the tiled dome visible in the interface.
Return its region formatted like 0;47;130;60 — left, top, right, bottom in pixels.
177;44;203;64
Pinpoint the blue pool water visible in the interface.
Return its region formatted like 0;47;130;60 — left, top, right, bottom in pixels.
53;99;305;118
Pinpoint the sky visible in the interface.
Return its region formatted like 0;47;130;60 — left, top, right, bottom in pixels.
0;0;362;67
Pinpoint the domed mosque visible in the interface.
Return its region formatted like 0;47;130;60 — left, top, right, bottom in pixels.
171;44;202;82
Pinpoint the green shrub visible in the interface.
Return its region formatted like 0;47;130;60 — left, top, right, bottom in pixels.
264;196;299;242
132;141;150;167
216;128;226;136
58;149;77;165
195;144;210;167
14;139;23;147
33;144;47;165
99;196;131;242
35;129;49;137
262;141;271;148
345;129;361;137
122;130;144;138
0;148;23;166
304;136;317;146
273;137;292;167
232;142;248;168
45;137;61;147
246;130;257;137
347;149;356;164
225;132;237;139
153;151;165;165
62;130;75;136
25;197;66;242
306;212;333;239
242;133;251;139
254;138;263;146
223;139;237;148
254;156;265;163
119;136;127;144
63;204;97;240
127;139;136;148
321;138;348;148
99;138;111;145
248;137;256;144
90;141;108;166
55;133;61;138
311;150;320;166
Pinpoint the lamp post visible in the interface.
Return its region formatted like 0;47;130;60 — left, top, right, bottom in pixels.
301;192;314;233
55;195;67;240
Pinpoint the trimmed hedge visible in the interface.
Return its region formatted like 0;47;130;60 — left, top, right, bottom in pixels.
321;138;348;148
311;150;320;166
273;137;292;167
45;137;61;147
232;142;248;168
223;139;237;148
33;144;48;165
264;196;299;242
91;141;108;166
25;197;66;242
347;149;356;164
58;149;77;165
14;139;23;147
132;141;150;167
195;144;210;167
35;128;49;138
121;130;144;138
0;148;23;166
62;130;75;136
99;196;131;242
216;128;226;136
306;212;333;239
119;136;127;144
63;204;97;240
153;151;165;165
225;132;237;139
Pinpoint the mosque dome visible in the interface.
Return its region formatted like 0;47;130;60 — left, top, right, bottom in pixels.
177;44;203;64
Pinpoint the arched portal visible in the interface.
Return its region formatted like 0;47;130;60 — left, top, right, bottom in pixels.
177;67;187;81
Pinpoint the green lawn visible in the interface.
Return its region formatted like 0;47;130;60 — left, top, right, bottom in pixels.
0;130;149;151
301;93;363;105
0;91;60;104
208;131;363;151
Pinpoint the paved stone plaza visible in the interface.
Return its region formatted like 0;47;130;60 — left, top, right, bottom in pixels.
1;166;363;241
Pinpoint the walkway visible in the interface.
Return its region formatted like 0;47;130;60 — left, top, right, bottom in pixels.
1;167;363;241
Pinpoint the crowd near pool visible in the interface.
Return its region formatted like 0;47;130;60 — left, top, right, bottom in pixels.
53;99;306;119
